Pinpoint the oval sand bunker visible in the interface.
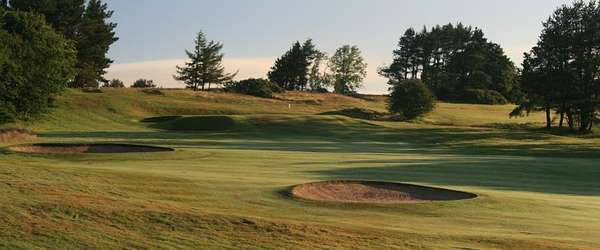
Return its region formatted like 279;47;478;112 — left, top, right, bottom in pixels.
8;143;174;154
292;181;477;204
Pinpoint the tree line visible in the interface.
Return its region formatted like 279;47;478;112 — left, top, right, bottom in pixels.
379;23;519;105
0;0;116;122
2;0;599;131
175;33;368;96
513;0;600;132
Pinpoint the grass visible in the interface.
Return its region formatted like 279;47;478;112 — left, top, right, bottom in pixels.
1;89;599;249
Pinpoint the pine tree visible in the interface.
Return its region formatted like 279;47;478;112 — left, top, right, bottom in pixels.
71;0;117;88
10;0;117;88
174;31;237;91
268;39;319;91
9;0;85;41
514;0;600;132
380;24;517;103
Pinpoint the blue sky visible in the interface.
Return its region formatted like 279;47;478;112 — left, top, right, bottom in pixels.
105;0;573;93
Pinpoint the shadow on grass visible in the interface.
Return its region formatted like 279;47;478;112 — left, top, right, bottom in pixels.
302;157;600;196
34;125;600;196
38;126;600;158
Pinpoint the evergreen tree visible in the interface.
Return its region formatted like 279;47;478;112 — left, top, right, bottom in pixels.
71;0;117;88
174;31;237;91
9;0;85;40
327;45;367;95
380;23;517;104
268;39;319;91
514;0;600;132
10;0;117;89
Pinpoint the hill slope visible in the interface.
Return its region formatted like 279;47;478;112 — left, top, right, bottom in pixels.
11;88;544;131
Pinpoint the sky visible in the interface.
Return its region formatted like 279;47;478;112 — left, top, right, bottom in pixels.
104;0;574;93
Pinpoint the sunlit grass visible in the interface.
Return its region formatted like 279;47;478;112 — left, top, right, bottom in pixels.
1;89;599;249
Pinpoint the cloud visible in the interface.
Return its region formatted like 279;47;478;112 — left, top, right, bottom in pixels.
106;57;390;94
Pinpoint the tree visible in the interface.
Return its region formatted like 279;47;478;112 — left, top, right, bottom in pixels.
102;79;124;88
388;79;436;120
268;39;320;91
9;0;117;89
71;0;118;88
327;45;367;95
380;23;517;104
9;0;85;40
514;1;600;132
307;51;329;92
131;79;156;88
174;31;237;91
0;10;76;123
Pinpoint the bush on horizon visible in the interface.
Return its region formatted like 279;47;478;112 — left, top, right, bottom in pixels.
225;78;281;98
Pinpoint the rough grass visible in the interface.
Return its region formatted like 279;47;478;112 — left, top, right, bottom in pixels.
1;89;599;249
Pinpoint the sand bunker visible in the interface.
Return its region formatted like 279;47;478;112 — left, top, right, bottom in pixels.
0;129;36;143
8;143;174;154
291;181;477;204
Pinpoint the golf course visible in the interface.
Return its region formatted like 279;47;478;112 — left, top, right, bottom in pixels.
1;89;599;249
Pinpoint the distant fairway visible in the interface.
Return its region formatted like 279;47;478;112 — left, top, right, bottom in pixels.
1;89;599;249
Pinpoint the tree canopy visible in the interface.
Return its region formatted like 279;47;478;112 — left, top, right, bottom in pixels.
380;23;518;104
9;0;117;88
0;10;76;122
514;0;600;132
268;39;319;91
174;31;237;91
327;45;367;95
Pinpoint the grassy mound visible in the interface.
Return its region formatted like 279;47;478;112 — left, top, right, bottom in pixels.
147;114;378;135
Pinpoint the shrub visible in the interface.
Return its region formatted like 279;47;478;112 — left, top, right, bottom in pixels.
461;89;509;105
131;79;157;88
103;79;125;88
0;11;76;123
388;79;436;120
225;78;280;98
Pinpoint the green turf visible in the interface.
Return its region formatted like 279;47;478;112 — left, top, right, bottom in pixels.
1;89;599;249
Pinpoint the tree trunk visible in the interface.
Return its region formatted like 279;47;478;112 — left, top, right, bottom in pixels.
559;112;564;129
579;110;589;132
567;111;575;131
545;107;552;129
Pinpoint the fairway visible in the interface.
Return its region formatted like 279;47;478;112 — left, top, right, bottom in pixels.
1;90;599;249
